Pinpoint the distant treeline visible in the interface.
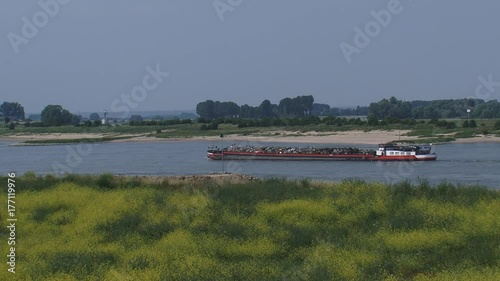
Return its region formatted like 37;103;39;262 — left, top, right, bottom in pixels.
196;96;500;120
368;97;500;119
196;95;315;119
199;116;372;129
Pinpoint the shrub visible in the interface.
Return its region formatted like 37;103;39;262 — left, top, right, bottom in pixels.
428;118;439;125
437;120;449;128
367;114;379;126
495;120;500;130
200;123;218;130
401;119;417;125
446;121;456;129
469;120;477;128
96;173;115;189
24;171;36;178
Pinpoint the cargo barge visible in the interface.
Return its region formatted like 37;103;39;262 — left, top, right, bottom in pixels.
207;143;437;161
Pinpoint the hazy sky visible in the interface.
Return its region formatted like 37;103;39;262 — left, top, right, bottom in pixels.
1;0;499;114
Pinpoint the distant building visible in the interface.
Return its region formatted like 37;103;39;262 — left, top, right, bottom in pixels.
102;111;108;125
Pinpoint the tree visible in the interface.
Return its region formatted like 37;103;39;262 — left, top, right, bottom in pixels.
71;115;82;127
130;115;143;123
367;114;379;126
289;96;305;116
89;113;100;121
423;107;440;119
311;103;330;116
196;100;215;119
300;95;314;116
196;100;241;119
8;122;15;130
259;100;273;118
278;98;292;116
41;105;73;126
0;102;25;120
368;97;412;119
239;104;254;118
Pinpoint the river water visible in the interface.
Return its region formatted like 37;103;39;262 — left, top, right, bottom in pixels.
0;140;499;188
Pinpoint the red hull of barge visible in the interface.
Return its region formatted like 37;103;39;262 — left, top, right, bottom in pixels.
207;151;437;161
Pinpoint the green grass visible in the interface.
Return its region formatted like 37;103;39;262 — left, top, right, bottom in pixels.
21;135;135;145
0;174;498;280
0;125;158;135
155;123;262;138
3;118;500;144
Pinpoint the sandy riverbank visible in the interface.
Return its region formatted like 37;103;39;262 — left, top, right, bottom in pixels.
452;135;500;143
0;133;105;141
2;130;500;145
0;130;417;145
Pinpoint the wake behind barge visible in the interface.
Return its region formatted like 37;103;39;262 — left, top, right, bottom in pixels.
207;143;437;161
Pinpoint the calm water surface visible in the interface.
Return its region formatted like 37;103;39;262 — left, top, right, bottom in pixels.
0;140;499;188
